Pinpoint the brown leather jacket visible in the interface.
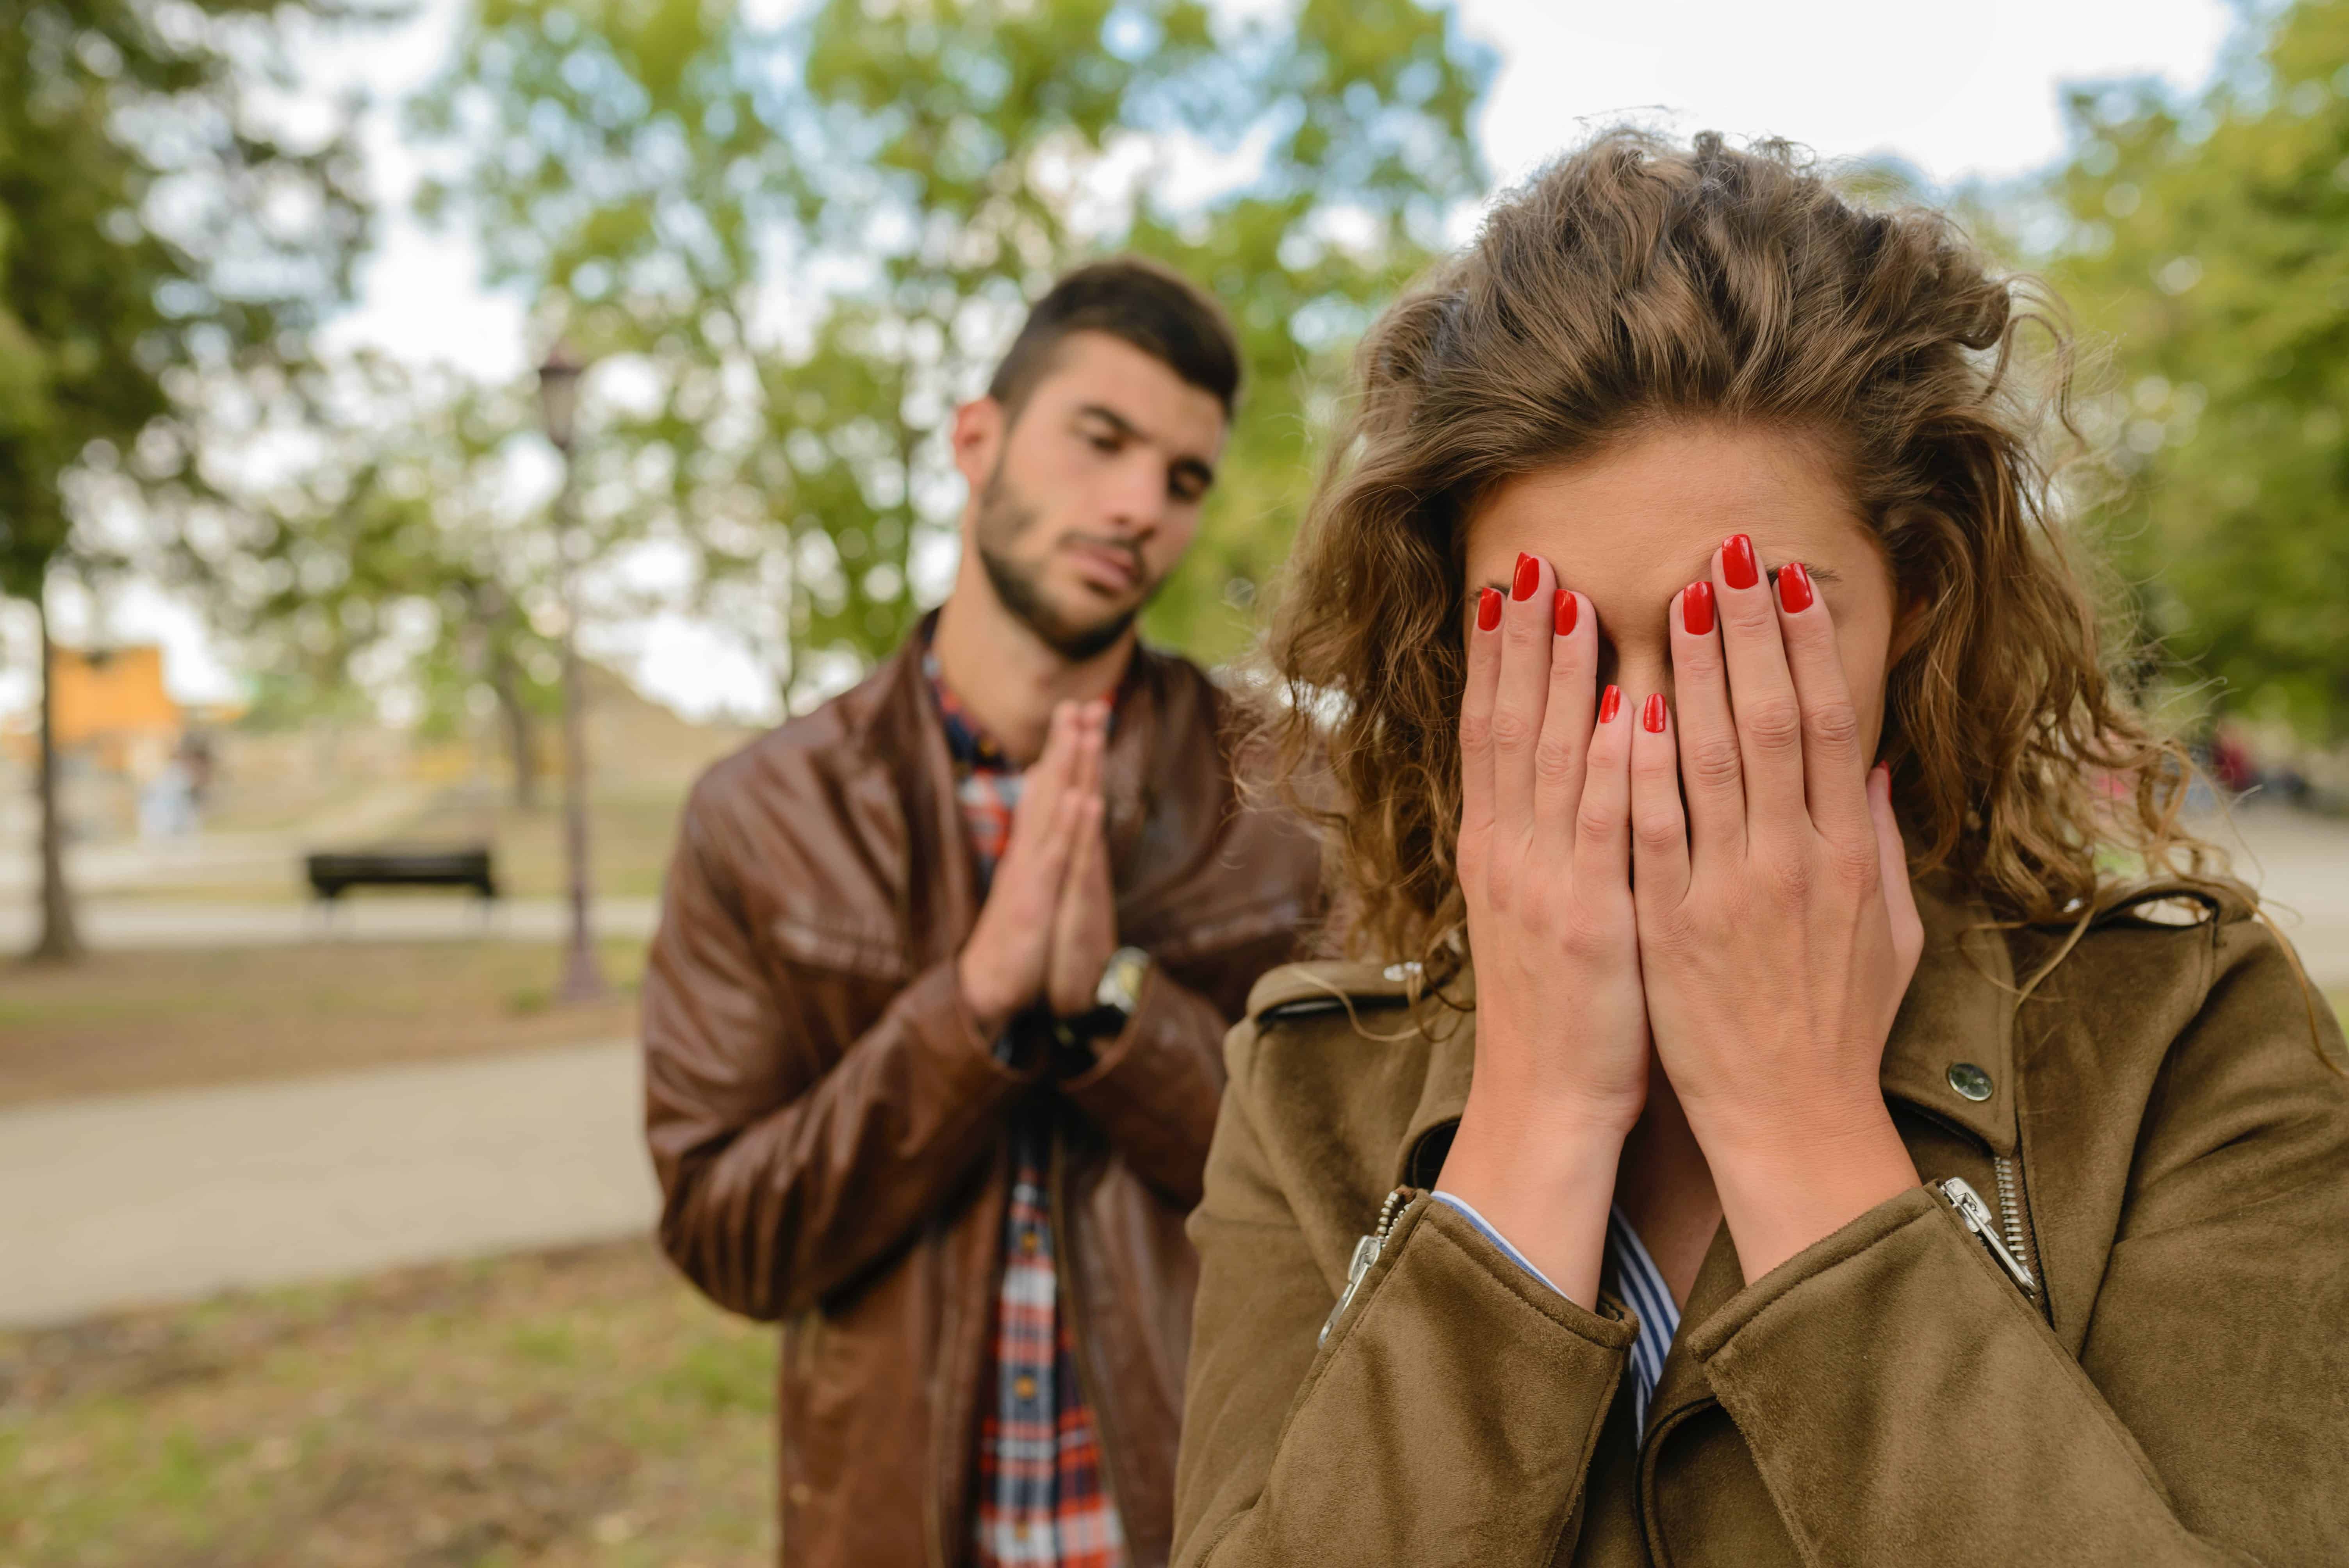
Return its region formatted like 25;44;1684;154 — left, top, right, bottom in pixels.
642;624;1322;1567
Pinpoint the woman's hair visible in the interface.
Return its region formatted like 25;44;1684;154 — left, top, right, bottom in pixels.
1264;127;2227;978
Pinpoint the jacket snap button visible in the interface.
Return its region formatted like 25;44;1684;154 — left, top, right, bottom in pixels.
789;1482;813;1506
1946;1062;1994;1101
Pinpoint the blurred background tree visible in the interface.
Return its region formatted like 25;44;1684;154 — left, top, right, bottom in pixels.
2049;0;2349;741
0;0;373;960
409;0;1490;709
225;355;569;807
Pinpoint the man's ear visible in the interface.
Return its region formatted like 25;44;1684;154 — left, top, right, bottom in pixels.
951;395;1006;493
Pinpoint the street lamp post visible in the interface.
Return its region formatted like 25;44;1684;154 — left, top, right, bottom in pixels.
537;339;606;1005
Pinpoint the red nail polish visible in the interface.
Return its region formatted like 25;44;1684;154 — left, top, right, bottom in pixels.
1599;684;1622;724
1477;587;1503;631
1778;560;1814;614
1681;580;1715;636
1722;533;1758;590
1511;552;1540;602
1642;693;1666;732
1553;589;1577;637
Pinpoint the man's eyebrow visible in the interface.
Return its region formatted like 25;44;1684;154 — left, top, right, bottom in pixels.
1075;402;1141;438
1077;402;1217;491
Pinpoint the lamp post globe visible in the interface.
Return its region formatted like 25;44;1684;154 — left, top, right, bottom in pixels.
536;339;584;451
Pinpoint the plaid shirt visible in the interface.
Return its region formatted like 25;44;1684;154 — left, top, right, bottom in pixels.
929;655;1126;1568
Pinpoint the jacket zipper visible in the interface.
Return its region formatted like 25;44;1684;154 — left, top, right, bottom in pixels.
1320;1187;1417;1347
1992;1153;2041;1281
1936;1175;2037;1297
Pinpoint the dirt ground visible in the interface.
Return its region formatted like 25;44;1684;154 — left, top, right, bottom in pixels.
0;1240;776;1568
0;941;647;1107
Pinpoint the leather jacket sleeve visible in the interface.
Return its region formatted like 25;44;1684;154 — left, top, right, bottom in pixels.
642;788;1038;1322
1060;960;1230;1208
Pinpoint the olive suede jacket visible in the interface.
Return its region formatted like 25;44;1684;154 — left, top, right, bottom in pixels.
1172;880;2349;1566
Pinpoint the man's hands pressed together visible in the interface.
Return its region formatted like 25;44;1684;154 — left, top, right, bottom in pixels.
955;697;1122;1042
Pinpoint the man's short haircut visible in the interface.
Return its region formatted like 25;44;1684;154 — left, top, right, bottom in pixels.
987;257;1242;420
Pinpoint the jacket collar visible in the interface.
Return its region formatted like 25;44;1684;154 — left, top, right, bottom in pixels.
1392;878;2022;1188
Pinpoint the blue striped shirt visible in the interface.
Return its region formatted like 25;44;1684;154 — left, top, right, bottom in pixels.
1431;1192;1682;1438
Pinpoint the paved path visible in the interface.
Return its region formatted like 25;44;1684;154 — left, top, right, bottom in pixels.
0;895;660;952
0;1041;658;1329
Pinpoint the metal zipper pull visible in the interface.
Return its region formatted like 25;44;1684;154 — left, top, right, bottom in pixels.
1319;1187;1416;1347
1937;1176;2037;1297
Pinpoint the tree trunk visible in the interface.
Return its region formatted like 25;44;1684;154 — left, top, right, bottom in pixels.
30;592;83;963
487;639;538;810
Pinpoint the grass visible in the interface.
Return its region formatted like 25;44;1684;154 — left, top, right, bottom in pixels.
0;940;649;1108
0;1240;776;1567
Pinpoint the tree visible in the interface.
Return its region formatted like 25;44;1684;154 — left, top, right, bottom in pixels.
410;0;1490;705
2048;0;2349;740
0;0;371;960
226;355;572;808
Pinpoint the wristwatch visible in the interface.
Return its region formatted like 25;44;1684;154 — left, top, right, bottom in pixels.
1093;945;1150;1020
1051;946;1151;1070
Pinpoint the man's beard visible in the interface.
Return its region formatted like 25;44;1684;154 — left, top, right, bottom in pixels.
973;465;1156;663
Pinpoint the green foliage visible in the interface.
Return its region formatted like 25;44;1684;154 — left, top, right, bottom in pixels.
411;0;1490;695
0;0;374;603
2048;0;2349;739
225;356;569;743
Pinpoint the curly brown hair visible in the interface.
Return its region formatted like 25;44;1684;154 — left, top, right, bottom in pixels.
1264;128;2228;978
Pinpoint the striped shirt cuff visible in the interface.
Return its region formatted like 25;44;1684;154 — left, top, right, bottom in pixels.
1428;1190;1570;1298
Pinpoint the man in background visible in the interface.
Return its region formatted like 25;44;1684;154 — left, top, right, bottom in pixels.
642;258;1321;1567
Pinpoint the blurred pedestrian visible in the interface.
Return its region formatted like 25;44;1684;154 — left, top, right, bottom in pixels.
642;258;1322;1568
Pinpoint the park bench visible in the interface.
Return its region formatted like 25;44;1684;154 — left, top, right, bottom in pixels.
303;846;498;903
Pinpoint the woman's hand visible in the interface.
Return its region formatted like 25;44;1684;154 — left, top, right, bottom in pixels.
1627;534;1925;1283
1437;552;1648;1307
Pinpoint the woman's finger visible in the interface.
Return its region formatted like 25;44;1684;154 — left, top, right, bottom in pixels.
1628;689;1691;914
1532;588;1599;855
1458;583;1505;846
1570;684;1633;890
1669;553;1745;866
1869;763;1924;973
1491;552;1558;843
1775;561;1873;846
1717;545;1808;837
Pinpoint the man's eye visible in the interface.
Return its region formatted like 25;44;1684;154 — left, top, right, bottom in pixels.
1087;432;1119;453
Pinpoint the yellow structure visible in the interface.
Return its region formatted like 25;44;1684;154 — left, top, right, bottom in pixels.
48;645;183;777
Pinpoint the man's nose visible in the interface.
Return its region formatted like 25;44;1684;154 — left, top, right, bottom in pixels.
1105;452;1165;533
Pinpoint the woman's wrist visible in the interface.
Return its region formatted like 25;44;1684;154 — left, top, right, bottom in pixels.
1697;1101;1917;1284
1436;1094;1630;1309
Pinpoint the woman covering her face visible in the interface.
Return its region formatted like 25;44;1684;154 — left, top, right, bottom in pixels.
1171;130;2347;1567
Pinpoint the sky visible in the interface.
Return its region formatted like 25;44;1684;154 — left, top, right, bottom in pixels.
0;0;2244;723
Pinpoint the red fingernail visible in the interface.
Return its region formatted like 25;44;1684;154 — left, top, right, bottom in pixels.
1642;693;1666;732
1778;560;1814;613
1599;684;1622;724
1511;552;1540;602
1681;580;1715;636
1553;588;1577;636
1477;587;1502;631
1722;533;1758;590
